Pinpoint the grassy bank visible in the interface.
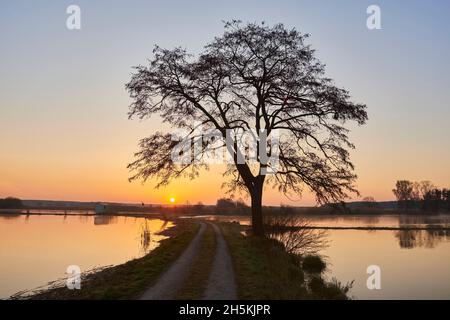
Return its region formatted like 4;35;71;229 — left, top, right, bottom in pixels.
220;222;351;299
14;219;350;300
16;220;199;300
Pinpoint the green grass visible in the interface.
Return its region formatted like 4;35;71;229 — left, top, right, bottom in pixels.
20;220;199;300
221;222;308;299
17;220;350;300
220;222;350;300
176;223;216;299
308;276;353;300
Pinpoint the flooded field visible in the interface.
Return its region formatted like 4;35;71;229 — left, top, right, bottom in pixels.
0;214;173;299
188;214;450;299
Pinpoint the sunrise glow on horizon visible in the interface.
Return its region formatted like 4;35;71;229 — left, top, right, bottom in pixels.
0;1;449;206
3;1;450;306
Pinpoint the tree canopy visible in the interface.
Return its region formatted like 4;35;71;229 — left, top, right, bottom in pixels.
126;21;367;233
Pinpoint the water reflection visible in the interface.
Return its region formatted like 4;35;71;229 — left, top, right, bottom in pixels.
396;228;450;249
0;215;174;299
307;215;381;227
139;220;152;255
188;213;450;299
264;214;329;256
78;215;89;224
394;216;450;248
94;215;118;225
398;215;450;227
0;215;21;220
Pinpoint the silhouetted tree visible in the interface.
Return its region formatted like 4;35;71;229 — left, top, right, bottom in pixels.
423;188;443;212
235;198;248;208
443;189;450;211
216;198;236;209
0;197;24;209
361;196;379;208
126;21;367;235
415;181;435;200
194;201;205;213
393;180;414;210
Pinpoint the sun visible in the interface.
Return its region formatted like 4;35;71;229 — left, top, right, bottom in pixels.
169;197;176;204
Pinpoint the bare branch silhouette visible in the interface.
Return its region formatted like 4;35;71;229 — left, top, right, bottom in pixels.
126;21;367;235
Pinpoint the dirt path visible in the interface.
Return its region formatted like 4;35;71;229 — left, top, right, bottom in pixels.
140;222;206;300
203;222;237;300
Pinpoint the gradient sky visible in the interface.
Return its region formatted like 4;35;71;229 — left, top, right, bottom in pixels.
1;0;449;206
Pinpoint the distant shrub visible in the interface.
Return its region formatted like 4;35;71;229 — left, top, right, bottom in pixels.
308;275;325;292
308;276;353;300
302;255;326;273
215;198;250;215
0;197;24;209
263;214;329;255
216;198;248;209
216;198;236;209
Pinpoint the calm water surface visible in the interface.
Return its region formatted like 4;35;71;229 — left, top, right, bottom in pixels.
0;215;173;299
191;214;450;299
2;214;449;299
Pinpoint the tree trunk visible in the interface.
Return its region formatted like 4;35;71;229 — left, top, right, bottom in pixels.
250;180;264;236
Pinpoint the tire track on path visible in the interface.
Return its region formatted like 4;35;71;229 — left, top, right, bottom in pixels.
203;222;237;300
140;222;206;300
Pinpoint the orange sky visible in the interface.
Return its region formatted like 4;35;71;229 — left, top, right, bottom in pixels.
1;2;449;206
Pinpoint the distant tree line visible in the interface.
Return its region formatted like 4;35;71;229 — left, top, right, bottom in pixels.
0;197;24;209
215;198;249;215
119;198;251;216
392;180;450;212
361;196;379;208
